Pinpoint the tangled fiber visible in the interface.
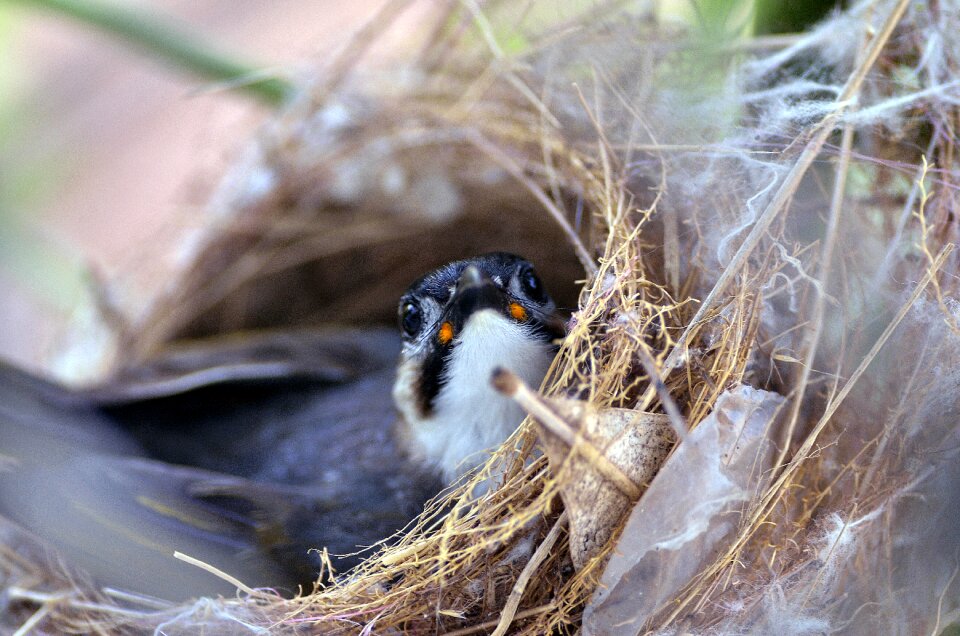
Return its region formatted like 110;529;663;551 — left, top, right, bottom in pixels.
5;0;960;633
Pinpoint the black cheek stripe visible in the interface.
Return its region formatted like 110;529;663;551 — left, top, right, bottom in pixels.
417;345;451;417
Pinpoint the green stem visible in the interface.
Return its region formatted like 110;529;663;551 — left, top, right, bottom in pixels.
7;0;294;106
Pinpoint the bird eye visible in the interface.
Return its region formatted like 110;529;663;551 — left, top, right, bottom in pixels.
400;302;422;337
519;267;548;304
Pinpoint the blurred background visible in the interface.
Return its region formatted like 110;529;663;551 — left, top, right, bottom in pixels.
0;0;839;379
0;0;437;376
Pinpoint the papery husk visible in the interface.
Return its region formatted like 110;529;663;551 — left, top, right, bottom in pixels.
537;401;675;571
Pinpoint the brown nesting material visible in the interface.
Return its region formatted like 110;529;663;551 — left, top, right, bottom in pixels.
6;0;960;633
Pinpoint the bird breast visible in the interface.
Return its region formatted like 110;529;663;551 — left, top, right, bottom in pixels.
394;310;554;483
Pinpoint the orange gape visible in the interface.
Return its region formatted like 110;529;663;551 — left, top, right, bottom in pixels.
509;302;528;321
438;321;454;344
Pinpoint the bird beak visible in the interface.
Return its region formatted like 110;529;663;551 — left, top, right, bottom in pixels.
429;265;508;347
441;265;566;344
449;265;505;322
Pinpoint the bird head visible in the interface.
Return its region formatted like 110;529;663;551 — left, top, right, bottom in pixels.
392;253;565;483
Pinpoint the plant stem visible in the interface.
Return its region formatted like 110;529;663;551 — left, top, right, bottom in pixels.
8;0;293;106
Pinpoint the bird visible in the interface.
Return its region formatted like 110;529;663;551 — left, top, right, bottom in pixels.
393;252;566;483
0;252;564;602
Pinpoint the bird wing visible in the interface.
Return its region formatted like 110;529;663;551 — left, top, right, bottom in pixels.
0;329;434;601
0;452;301;600
84;327;401;404
0;374;317;601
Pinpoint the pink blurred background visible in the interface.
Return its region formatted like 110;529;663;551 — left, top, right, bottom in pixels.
0;0;429;376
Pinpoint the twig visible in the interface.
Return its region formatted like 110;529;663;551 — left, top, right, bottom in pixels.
572;80;620;174
467;131;598;277
635;344;688;442
874;133;940;289
800;505;856;609
774;54;861;471
492;368;640;499
101;587;175;610
313;0;415;99
174;551;259;597
443;605;553;636
6;588;70;606
931;558;960;636
491;512;567;636
7;588;152;618
858;336;930;495
12;604;51;636
804;245;953;455
462;0;562;129
722;33;804;52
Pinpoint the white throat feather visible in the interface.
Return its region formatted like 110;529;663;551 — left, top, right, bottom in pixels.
394;310;554;483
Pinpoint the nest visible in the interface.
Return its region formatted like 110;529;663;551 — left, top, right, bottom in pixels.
6;0;960;633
